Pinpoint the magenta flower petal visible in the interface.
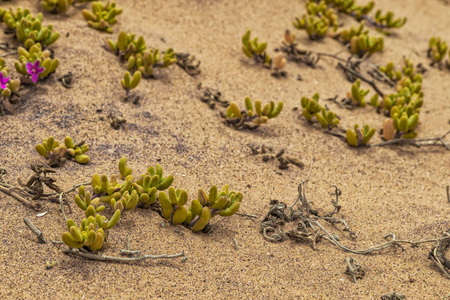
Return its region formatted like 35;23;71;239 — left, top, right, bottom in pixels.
31;73;39;83
0;73;10;89
33;60;40;69
26;62;34;74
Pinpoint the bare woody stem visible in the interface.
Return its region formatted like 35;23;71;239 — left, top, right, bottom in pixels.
370;130;450;150
337;62;385;97
62;248;185;263
0;185;42;211
23;217;48;244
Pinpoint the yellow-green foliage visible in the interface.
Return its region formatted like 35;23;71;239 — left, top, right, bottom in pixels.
293;0;338;40
379;62;402;81
127;48;177;78
41;0;74;13
35;136;66;160
15;44;59;79
241;30;271;66
70;157;242;235
121;71;141;92
349;79;378;107
325;0;374;18
226;97;283;125
107;31;147;59
2;7;59;48
61;210;120;251
64;137;90;164
0;58;20;98
316;107;339;129
374;10;407;31
428;37;448;64
36;136;90;164
82;1;122;33
338;23;383;57
300;93;322;121
184;185;243;232
346;124;375;147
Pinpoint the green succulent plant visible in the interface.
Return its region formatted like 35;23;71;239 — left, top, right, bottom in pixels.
159;187;189;225
373;10;407;32
106;31;146;59
2;7;41;29
349;79;377;107
428;37;448;66
64;136;90;164
300;93;322;121
0;60;21;100
121;71;141;97
61;210;120;250
35;136;67;164
293;0;338;40
225;97;283;128
127;48;177;78
184;185;243;232
379;62;402;81
82;1;122;33
338;23;383;57
316;107;340;129
392;112;419;139
346;124;375;147
41;0;74;13
15;44;59;80
74;186;106;214
6;11;59;48
241;30;271;67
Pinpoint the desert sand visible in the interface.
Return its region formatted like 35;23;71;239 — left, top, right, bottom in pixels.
0;0;449;299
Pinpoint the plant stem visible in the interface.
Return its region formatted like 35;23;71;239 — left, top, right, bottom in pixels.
370;130;450;150
23;218;48;244
62;248;185;263
337;62;384;97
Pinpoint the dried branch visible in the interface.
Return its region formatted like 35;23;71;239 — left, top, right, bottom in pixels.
337;62;385;97
0;185;43;211
370;130;450;150
62;248;185;263
23;218;48;244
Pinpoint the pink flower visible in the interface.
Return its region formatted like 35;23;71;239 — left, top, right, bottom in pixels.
26;61;45;83
0;72;11;89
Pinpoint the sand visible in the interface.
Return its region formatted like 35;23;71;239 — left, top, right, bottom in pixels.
0;0;449;299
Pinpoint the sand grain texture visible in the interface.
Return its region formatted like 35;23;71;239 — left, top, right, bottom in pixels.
0;0;449;299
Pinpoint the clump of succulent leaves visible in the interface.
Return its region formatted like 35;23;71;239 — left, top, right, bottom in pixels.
337;23;383;57
106;31;177;78
369;58;423;140
346;124;375;147
320;0;406;34
82;1;122;33
378;61;402;81
121;70;141;101
67;157;243;240
1;7;59;48
277;30;320;67
35;136;90;167
15;43;59;82
241;30;271;68
345;79;379;107
428;37;448;68
224;97;283;129
300;93;340;129
41;0;74;13
0;58;21;115
62;208;121;251
293;0;338;40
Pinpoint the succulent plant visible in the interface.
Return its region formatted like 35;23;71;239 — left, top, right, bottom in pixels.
184;185;243;232
348;79;375;107
41;0;74;13
300;93;322;121
35;136;90;166
159;187;189;225
241;30;271;67
346;124;375;147
74;185;106;214
379;62;402;81
15;44;59;80
225;97;283;129
64;136;90;164
35;137;67;166
316;107;340;129
0;59;21;103
82;1;122;33
293;0;338;40
428;37;448;66
106;31;146;59
373;10;407;32
127;48;177;78
121;71;141;97
338;23;383;57
61;210;120;250
2;7;41;30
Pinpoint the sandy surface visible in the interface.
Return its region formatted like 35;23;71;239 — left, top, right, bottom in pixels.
0;0;449;299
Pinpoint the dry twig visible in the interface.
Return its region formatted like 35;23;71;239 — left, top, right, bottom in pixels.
23;217;48;244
